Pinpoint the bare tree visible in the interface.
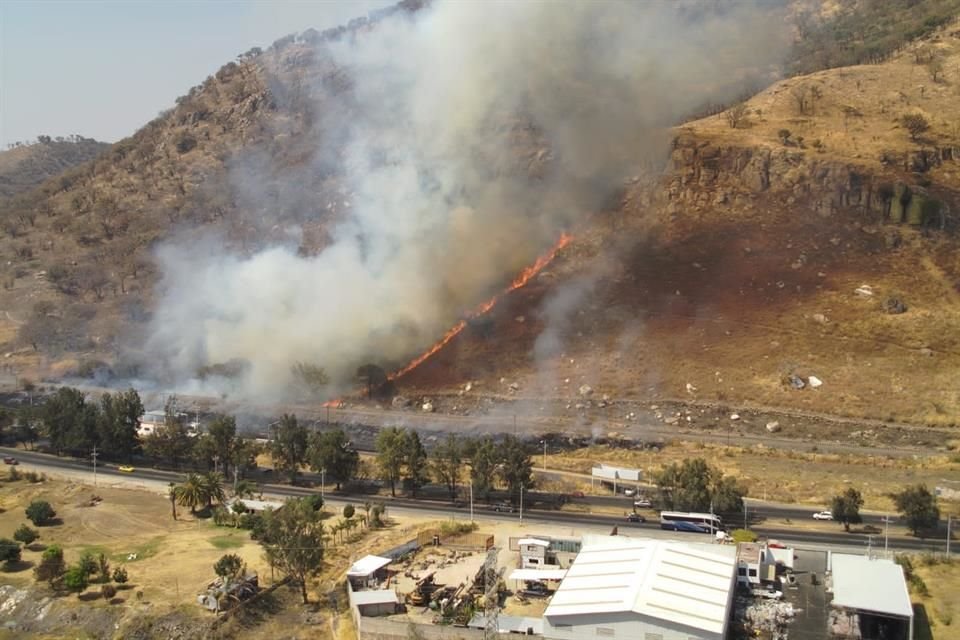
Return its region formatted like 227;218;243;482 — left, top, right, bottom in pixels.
901;113;930;142
725;102;749;129
926;57;945;83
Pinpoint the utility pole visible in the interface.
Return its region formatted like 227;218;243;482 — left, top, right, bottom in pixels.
866;535;874;558
91;445;99;487
882;515;893;554
743;502;748;530
519;482;524;527
321;468;326;502
540;439;547;471
470;481;474;523
948;515;953;557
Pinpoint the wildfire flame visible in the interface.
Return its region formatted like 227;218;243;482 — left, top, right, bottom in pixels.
388;232;573;380
321;232;572;407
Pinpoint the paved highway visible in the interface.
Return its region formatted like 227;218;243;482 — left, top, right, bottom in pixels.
3;446;949;553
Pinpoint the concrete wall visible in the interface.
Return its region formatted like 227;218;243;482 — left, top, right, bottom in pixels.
357;616;489;640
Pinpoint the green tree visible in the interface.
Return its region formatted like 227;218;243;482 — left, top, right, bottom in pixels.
259;497;325;603
269;414;309;484
0;538;21;567
97;388;143;459
343;504;355;519
41;387;88;454
431;433;462;499
174;473;206;514
25;500;56;526
712;474;747;514
291;362;329;397
63;564;89;593
231;437;261;480
96;553;110;583
101;584;117;600
206;414;238;475
654;458;746;514
830;488;864;532
375;426;406;497
902;113;930;142
143;397;193;467
308;428;359;490
403;430;429;497
77;552;97;578
498;435;532;504
892;484;940;536
13;524;39;546
214;553;244;580
201;472;226;508
233;479;257;499
34;544;66;587
469;437;499;501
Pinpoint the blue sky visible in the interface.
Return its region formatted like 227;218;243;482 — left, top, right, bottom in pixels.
0;0;389;146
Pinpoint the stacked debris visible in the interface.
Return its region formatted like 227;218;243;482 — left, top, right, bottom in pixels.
734;595;796;640
196;573;259;612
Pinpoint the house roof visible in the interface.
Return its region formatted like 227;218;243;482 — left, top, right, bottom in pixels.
518;538;550;547
351;589;398;606
830;554;913;619
347;555;392;577
544;536;736;635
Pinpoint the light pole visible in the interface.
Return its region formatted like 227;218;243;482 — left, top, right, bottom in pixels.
469;481;474;523
540;440;547;471
320;468;326;502
948;515;953;557
881;515;894;554
91;445;99;487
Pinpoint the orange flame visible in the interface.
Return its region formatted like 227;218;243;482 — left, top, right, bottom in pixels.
388;232;573;380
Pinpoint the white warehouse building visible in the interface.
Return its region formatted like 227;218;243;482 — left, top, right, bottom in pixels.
542;535;737;640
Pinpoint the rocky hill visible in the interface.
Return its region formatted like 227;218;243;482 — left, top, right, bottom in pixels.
0;136;109;200
2;1;960;428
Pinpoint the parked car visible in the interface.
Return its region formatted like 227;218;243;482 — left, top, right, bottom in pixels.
522;581;550;597
623;488;636;497
492;502;515;513
626;512;646;523
633;497;652;508
118;465;135;473
813;511;833;520
3;456;17;465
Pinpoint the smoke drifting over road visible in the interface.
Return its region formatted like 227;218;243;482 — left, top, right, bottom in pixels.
146;1;787;399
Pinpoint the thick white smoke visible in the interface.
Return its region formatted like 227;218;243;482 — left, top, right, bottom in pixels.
145;1;788;399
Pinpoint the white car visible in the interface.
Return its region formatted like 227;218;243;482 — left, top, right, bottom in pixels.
813;511;833;521
623;489;636;497
633;497;652;508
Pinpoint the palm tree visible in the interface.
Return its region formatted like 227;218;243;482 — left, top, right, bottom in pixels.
233;479;256;500
201;472;226;508
175;473;206;514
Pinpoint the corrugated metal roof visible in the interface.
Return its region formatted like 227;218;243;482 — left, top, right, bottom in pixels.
518;538;550;547
347;555;392;577
830;554;913;618
544;536;736;635
468;614;544;634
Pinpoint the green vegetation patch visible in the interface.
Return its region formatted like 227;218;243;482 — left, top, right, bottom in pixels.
208;533;246;549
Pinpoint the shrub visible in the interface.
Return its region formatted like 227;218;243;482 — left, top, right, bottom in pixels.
13;524;38;546
305;494;324;511
343;504;355;519
23;470;42;483
214;553;243;579
439;521;479;537
730;529;758;543
111;566;128;584
77;552;97;578
101;584;117;600
8;466;20;481
0;538;21;567
25;500;56;526
63;564;89;593
35;545;65;586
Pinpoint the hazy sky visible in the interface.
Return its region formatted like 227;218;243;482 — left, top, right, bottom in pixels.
0;0;390;147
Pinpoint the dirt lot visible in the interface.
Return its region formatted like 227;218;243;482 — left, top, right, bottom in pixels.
544;442;960;514
914;558;960;639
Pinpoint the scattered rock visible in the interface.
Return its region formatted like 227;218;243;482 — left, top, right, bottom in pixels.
765;421;781;433
464;382;473;392
508;382;520;392
515;316;525;323
578;384;593;397
685;382;698;394
812;313;828;324
602;394;611;403
919;347;934;357
786;374;806;390
808;375;823;389
392;395;411;408
883;297;907;314
664;416;679;425
421;402;435;413
730;413;740;421
854;284;874;297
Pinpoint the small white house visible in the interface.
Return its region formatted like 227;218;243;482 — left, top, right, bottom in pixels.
519;537;550;568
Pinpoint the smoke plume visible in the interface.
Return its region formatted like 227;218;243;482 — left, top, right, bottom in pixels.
145;1;788;399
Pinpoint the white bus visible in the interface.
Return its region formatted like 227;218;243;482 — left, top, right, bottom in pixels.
659;511;724;534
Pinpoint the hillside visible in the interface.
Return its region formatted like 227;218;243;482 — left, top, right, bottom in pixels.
0;136;109;200
1;2;960;428
397;17;960;427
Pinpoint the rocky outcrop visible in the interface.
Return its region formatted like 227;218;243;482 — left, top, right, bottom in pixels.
665;134;956;229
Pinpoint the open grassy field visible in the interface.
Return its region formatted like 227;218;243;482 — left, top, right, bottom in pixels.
912;556;960;640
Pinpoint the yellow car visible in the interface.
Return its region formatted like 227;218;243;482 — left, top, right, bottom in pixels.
118;465;135;473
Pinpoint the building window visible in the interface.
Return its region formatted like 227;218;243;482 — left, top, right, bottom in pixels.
748;568;758;577
596;628;615;637
529;558;539;564
737;567;747;576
